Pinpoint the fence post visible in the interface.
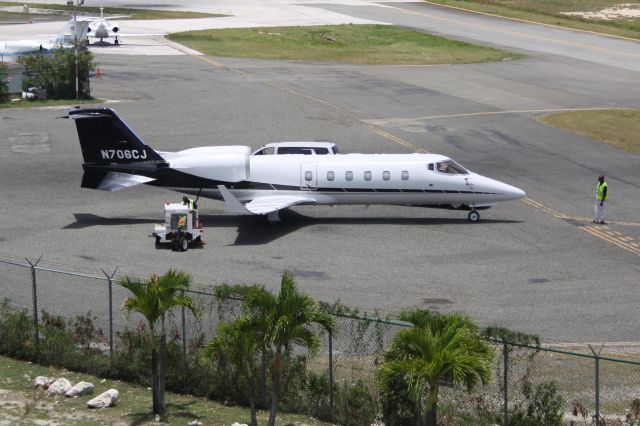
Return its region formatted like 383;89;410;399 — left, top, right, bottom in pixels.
26;256;43;361
589;344;604;426
503;342;509;426
329;329;334;421
102;268;118;362
181;290;187;371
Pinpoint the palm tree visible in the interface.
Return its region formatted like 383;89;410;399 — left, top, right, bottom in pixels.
377;309;494;426
118;269;200;415
216;273;335;426
200;318;262;426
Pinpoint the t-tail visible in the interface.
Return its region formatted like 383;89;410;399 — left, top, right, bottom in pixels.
69;107;167;191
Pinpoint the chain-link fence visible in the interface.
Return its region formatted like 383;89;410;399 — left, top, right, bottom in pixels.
1;255;639;425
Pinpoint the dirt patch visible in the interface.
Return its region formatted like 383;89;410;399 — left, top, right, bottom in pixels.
562;3;640;20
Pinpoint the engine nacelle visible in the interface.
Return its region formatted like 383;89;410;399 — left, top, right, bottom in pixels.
111;26;119;33
169;146;250;182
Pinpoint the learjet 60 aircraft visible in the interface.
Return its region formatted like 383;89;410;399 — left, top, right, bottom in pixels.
69;108;525;223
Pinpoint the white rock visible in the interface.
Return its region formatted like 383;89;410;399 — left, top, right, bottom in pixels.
231;423;248;426
87;389;118;408
188;421;203;426
33;376;53;388
66;381;94;397
47;378;72;396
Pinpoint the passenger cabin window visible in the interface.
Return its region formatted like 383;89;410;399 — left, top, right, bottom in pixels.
305;171;313;181
255;147;275;155
364;171;372;181
327;171;335;181
345;171;353;181
279;147;312;155
436;160;469;175
383;171;390;181
314;148;329;155
401;171;409;181
428;163;434;171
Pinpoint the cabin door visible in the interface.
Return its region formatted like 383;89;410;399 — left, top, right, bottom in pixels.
300;164;317;190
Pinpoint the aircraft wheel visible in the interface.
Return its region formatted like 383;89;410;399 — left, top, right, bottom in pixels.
171;238;179;251
155;235;161;245
179;236;188;252
468;210;480;223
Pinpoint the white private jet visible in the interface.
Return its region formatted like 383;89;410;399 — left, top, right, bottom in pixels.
68;107;525;224
0;19;88;59
81;8;164;45
84;7;121;44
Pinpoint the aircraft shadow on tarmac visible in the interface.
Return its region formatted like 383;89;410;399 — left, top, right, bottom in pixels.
65;211;521;246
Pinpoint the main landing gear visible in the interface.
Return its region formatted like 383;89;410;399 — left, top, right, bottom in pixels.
467;210;480;223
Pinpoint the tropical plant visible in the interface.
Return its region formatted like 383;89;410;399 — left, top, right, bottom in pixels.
377;309;495;426
118;269;200;415
201;319;262;426
215;273;336;426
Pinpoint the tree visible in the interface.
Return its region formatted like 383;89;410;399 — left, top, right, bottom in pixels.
215;273;336;426
377;309;494;426
19;44;94;99
118;269;200;415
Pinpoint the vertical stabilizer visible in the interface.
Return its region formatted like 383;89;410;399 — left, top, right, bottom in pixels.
69;107;164;164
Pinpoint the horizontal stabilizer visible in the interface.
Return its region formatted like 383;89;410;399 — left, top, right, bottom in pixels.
218;185;314;215
82;171;155;191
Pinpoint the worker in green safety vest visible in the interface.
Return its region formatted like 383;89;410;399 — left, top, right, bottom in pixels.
593;175;608;225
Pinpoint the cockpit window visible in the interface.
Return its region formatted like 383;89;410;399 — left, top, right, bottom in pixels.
332;146;339;154
314;148;329;155
435;160;468;175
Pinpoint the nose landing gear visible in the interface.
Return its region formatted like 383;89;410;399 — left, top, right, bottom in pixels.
468;210;480;223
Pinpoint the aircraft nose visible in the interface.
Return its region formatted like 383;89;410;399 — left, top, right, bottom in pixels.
495;181;526;200
475;175;525;200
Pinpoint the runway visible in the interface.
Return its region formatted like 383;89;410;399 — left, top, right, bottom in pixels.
1;0;639;343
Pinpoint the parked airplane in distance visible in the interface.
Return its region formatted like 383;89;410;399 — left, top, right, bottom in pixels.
85;7;121;44
68;107;525;224
0;19;88;58
80;7;165;45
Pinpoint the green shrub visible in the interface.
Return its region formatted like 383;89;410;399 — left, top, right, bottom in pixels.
332;380;377;426
0;300;35;359
0;62;8;102
19;45;95;100
379;372;420;426
523;381;564;425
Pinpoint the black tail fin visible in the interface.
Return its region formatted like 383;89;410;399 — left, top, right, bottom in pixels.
69;107;164;164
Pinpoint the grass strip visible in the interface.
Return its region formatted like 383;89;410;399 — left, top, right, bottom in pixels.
424;0;640;40
0;355;331;425
0;2;224;20
169;24;522;65
0;98;102;109
539;109;640;153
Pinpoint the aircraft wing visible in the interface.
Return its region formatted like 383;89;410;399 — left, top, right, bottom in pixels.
218;185;314;215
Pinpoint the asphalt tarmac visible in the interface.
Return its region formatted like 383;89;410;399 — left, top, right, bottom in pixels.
1;1;639;343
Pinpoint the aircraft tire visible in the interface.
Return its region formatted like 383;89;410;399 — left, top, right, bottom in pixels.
468;211;480;223
155;236;161;245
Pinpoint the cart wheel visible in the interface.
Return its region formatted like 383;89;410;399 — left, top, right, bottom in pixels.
155;236;161;245
171;238;179;251
179;236;188;252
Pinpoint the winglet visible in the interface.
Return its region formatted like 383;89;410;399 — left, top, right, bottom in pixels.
218;185;254;215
